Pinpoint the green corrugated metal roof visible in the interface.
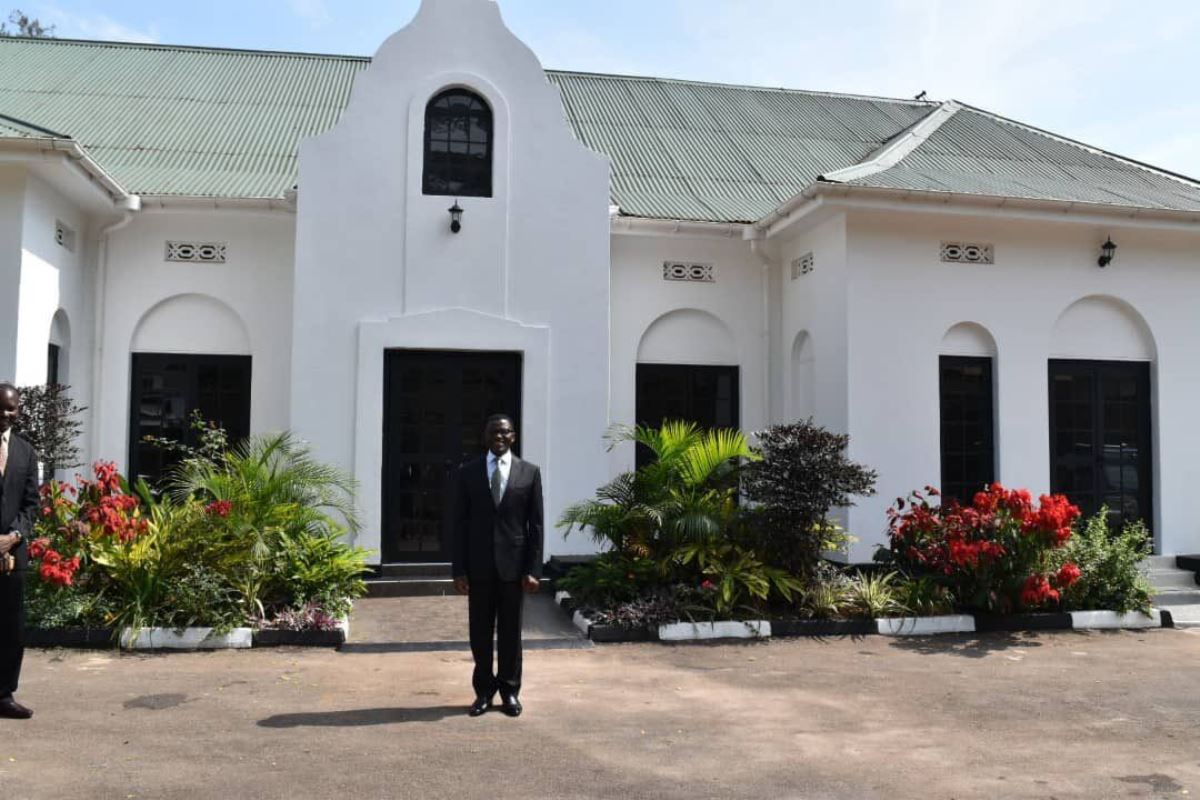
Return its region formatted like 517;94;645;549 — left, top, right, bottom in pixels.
2;36;1199;221
846;106;1200;213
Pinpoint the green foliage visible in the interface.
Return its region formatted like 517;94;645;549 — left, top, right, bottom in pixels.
1054;510;1154;614
24;576;111;629
555;553;664;607
843;570;906;618
740;420;877;578
676;542;804;616
14;383;86;471
895;575;956;617
267;530;370;619
558;421;756;559
168;431;361;537
29;434;370;633
797;563;852;619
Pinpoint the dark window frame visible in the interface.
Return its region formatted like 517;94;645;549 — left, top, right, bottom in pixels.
422;88;494;198
1048;359;1153;534
635;363;740;468
128;353;252;485
939;355;996;505
47;342;61;385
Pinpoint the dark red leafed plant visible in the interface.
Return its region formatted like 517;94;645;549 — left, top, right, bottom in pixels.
887;483;1082;613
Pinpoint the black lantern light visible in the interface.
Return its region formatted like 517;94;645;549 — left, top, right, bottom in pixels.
448;200;463;234
1097;236;1116;267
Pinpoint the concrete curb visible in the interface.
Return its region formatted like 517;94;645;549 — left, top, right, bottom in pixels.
120;627;254;650
554;592;1173;643
658;620;770;641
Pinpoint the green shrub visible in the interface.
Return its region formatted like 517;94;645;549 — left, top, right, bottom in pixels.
895;575;956;617
556;553;664;608
844;570;906;618
266;530;370;619
1054;510;1153;614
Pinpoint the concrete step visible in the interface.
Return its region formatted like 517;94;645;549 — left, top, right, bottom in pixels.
378;562;452;579
1152;589;1200;607
366;577;457;598
364;575;555;598
1147;568;1199;590
1143;555;1179;570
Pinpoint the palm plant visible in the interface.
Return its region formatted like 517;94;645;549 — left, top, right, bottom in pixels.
558;421;757;559
167;432;360;537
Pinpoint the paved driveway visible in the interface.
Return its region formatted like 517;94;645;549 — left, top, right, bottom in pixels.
3;622;1199;798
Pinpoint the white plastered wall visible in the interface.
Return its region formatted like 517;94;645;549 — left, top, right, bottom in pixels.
0;167;25;382
291;0;611;562
842;209;1200;559
94;209;295;469
609;232;769;475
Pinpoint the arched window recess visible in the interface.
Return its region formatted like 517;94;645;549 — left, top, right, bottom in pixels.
423;87;493;198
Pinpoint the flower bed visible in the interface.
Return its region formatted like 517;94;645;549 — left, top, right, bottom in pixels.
24;433;371;641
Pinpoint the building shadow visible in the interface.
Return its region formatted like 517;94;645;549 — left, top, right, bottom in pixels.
257;705;464;728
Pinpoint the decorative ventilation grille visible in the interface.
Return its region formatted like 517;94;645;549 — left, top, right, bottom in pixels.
166;241;227;263
790;252;814;279
940;242;994;264
662;261;714;283
54;220;75;252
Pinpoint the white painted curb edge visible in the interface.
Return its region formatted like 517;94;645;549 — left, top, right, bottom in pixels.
876;615;976;636
571;610;592;637
121;627;254;650
1070;610;1162;630
658;620;771;641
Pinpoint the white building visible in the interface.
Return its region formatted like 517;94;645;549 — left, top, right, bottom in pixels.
2;0;1198;565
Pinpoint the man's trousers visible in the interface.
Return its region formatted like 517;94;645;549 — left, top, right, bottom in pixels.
467;576;523;699
0;570;25;697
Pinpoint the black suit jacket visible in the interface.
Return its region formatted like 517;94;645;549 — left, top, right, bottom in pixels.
452;454;543;582
1;432;40;571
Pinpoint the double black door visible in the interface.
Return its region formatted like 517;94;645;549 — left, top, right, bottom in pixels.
1048;360;1152;532
382;350;522;562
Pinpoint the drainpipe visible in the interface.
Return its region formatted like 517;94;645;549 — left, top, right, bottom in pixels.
749;237;773;429
90;196;141;462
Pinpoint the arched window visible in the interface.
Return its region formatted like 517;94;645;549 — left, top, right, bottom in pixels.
423;88;493;197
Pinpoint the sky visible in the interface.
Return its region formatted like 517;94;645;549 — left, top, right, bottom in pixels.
12;0;1200;179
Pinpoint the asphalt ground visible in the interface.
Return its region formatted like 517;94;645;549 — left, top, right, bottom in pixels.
2;607;1199;799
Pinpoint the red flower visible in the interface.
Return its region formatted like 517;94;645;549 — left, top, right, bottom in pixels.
700;579;716;591
205;500;233;518
1055;562;1082;588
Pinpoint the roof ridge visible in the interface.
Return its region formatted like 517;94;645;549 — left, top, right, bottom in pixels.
820;101;961;183
0;35;371;62
546;69;938;107
955;101;1200;191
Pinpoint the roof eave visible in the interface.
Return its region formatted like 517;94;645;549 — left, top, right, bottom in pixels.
757;182;1200;238
0;136;138;210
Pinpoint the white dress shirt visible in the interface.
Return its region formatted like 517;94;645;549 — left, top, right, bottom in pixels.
487;450;511;500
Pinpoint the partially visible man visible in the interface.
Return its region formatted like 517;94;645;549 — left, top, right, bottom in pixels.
452;413;543;718
0;383;41;720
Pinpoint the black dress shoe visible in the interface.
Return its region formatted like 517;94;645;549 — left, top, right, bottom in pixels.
499;694;522;718
468;695;493;717
0;697;32;720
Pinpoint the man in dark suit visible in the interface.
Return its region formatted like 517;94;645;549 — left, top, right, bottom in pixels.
452;413;543;718
0;383;42;720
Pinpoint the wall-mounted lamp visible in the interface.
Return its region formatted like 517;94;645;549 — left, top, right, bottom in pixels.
448;200;463;234
1097;236;1116;268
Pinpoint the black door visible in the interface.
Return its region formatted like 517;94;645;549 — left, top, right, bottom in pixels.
128;353;252;484
635;364;739;467
382;350;522;563
1049;360;1152;532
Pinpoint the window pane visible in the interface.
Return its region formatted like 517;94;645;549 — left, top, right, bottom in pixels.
939;356;995;505
423;88;493;197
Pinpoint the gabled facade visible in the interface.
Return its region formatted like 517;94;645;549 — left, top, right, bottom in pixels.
2;0;1199;564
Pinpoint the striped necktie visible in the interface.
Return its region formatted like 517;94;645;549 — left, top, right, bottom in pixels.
490;459;503;506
